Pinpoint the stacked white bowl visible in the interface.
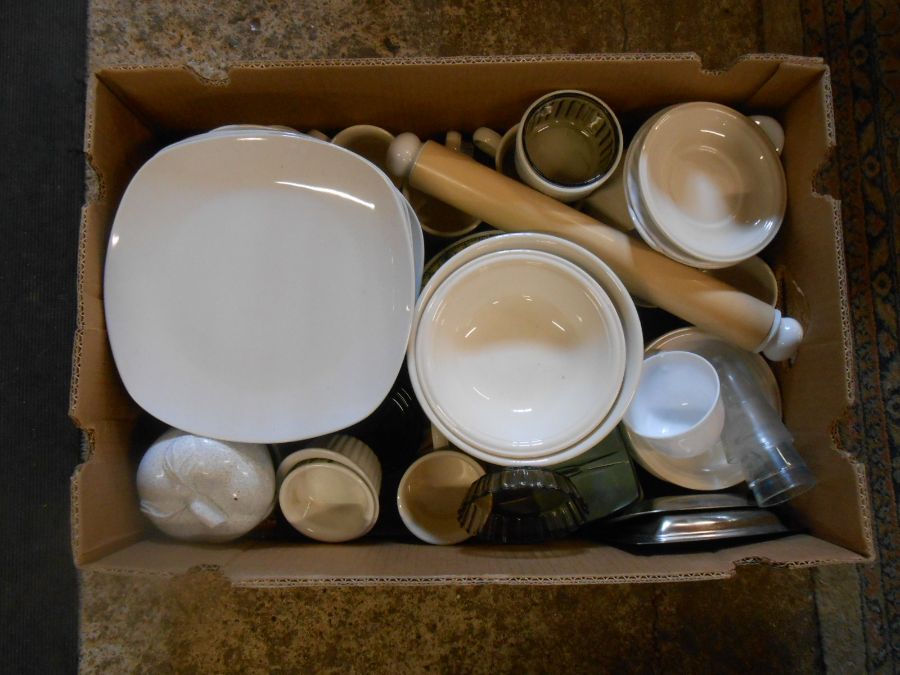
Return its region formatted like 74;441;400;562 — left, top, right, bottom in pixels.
407;232;643;467
624;103;787;270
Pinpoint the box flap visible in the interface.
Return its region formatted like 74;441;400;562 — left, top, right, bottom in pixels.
765;71;872;558
95;55;802;136
85;76;156;203
69;327;139;429
83;540;249;576
744;61;828;110
71;420;145;565
78;534;865;585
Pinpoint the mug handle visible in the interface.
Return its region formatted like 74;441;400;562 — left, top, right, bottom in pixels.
749;115;784;156
430;424;450;451
473;127;502;159
305;129;330;142
445;130;463;153
580;161;635;232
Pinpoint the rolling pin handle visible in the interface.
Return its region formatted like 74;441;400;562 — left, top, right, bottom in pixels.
388;133;424;180
760;311;803;361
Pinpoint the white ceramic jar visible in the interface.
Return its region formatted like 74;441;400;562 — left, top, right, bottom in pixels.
136;428;276;543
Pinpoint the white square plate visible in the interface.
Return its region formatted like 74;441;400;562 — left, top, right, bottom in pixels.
105;132;416;443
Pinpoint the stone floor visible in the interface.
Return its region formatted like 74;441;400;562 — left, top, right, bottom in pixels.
83;567;824;673
80;1;868;672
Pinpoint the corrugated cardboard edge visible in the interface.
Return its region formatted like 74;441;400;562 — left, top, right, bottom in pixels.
91;51;822;79
805;66;873;560
835;426;876;560
800;64;872;560
230;556;869;588
78;534;867;587
81;547;868;588
231;574;729;588
821;69;858;408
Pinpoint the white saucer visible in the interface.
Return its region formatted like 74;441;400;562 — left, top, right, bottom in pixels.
624;327;782;491
105;132;416;443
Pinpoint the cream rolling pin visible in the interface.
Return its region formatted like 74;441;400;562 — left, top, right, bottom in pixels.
388;134;802;361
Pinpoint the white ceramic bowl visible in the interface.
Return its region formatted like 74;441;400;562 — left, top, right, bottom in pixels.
636;103;786;266
397;450;485;545
105;131;417;443
415;250;626;459
407;232;642;467
623;111;716;268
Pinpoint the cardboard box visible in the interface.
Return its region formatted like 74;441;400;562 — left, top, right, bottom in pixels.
71;54;874;585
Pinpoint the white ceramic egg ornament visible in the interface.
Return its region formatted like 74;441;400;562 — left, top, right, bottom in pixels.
136;428;276;542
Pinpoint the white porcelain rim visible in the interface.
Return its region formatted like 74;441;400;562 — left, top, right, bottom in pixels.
636;102;786;265
515;90;624;201
624;327;782;491
414;249;627;458
406;232;642;467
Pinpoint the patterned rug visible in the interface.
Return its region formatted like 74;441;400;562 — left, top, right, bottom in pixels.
801;0;899;670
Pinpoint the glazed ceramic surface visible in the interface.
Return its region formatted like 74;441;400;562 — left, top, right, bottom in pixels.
637;103;786;266
416;250;626;459
421;230;502;289
332;124;398;183
279;460;378;542
407;232;642;467
276;435;382;496
136;428;276;543
624;327;782;491
397;450;485;545
164;127;424;293
474;124;519;178
402;198;425;294
623;351;725;458
105;132;416;443
515;90;623;202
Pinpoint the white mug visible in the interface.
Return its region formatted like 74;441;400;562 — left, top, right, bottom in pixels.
473;125;518;179
332;124;398;185
624;351;725;459
397;449;485;545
